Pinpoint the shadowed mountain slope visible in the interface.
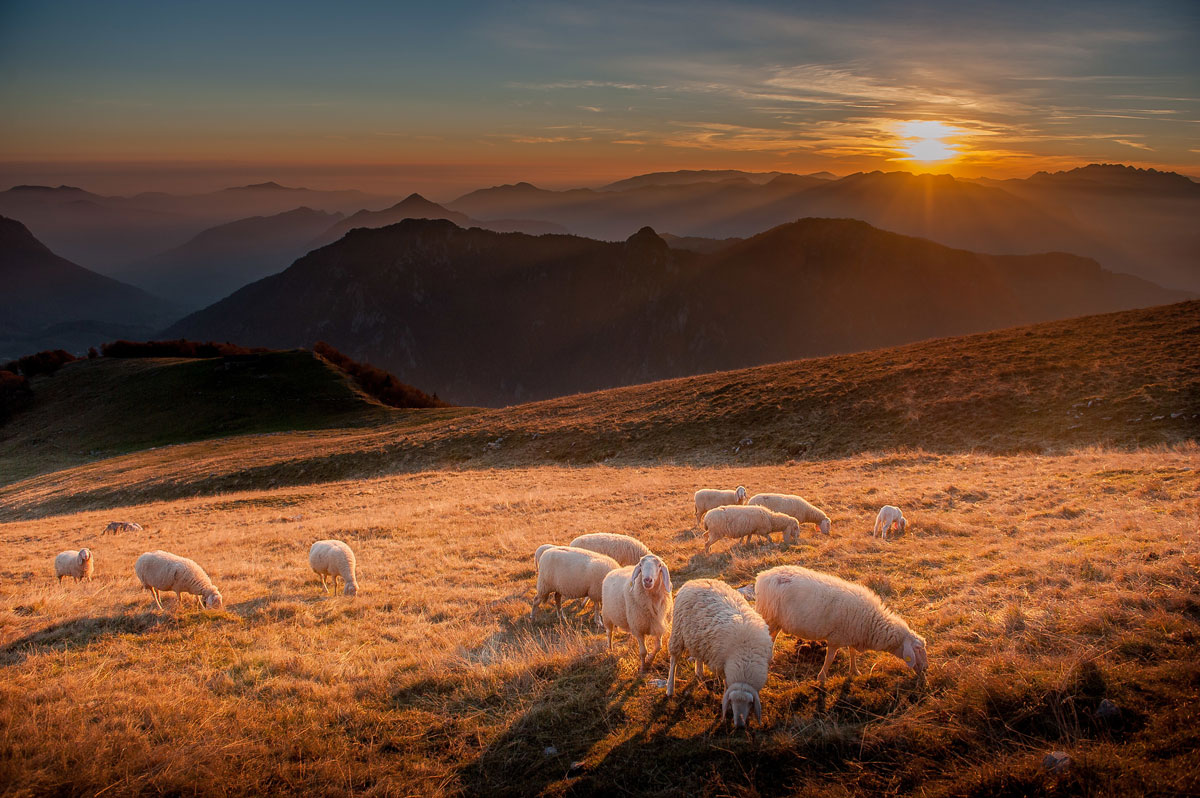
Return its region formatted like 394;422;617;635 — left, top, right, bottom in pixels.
0;216;179;357
114;207;344;309
162;217;1188;407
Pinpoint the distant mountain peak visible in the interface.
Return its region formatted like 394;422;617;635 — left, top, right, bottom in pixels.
225;181;299;192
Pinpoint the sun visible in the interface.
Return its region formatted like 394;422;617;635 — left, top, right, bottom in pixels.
895;120;960;163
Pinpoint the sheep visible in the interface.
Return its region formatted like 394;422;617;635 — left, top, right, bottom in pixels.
534;543;560;566
751;565;927;684
693;486;748;526
601;554;673;671
103;521;143;534
873;505;907;540
747;493;831;538
532;545;619;626
308;539;359;596
54;549;93;583
700;505;799;554
666;578;773;729
569;532;652;567
134;550;223;611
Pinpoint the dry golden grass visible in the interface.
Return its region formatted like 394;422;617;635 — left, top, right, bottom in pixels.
2;447;1197;796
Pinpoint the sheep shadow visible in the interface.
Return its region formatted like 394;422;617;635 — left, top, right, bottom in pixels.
0;610;162;666
454;653;624;798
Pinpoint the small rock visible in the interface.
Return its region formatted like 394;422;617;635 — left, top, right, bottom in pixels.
1152;415;1165;421
567;761;585;777
739;437;753;446
649;678;668;689
1096;698;1121;721
1171;412;1183;419
1043;751;1071;772
543;746;558;757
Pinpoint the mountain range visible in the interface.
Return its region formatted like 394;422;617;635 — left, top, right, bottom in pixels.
448;165;1200;292
163;217;1188;406
0;216;178;357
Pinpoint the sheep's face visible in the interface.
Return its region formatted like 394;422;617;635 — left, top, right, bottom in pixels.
898;517;907;535
900;636;928;675
79;549;91;562
632;555;670;595
735;486;748;503
204;592;224;610
736;584;756;601
785;520;800;544
722;685;761;729
344;582;358;597
819;517;831;536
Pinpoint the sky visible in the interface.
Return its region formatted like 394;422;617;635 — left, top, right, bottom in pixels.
0;0;1196;198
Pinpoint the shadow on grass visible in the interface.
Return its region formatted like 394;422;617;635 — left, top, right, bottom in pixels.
0;610;163;666
456;653;623;798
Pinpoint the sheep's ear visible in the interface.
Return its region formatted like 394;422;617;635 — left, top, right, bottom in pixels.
660;564;672;594
753;692;762;723
629;563;641;589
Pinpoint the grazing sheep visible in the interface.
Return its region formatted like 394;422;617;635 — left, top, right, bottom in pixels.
667;578;773;729
701;505;799;554
532;545;619;626
601;554;673;671
308;539;359;596
873;505;907;540
134;550;223;611
103;521;143;534
747;493;831;538
54;549;93;583
569;532;652;567
693;486;748;526
752;565;927;683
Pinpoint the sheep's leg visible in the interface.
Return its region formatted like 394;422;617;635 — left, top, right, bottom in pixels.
703;538;712;555
176;591;185;612
530;590;546;619
667;655;678;696
555;592;564;621
319;574;329;593
695;658;704;680
848;647;860;676
769;626;780;644
58;575;64;584
150;587;164;610
643;636;661;670
635;636;648;672
818;645;840;683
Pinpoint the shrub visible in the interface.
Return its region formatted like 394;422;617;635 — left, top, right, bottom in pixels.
0;369;33;422
313;341;449;409
100;339;267;358
6;349;77;378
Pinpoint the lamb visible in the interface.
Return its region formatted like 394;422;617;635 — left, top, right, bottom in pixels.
666;578;773;729
747;493;831;538
700;505;800;554
751;565;927;683
569;532;652;567
693;486;748;526
308;539;359;596
134;550;223;611
54;549;93;583
873;505;907;540
103;521;143;534
532;545;619;626
601;554;673;671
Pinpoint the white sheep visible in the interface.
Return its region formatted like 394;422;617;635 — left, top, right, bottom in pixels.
134;550;223;611
693;486;748;526
747;493;831;538
54;549;93;583
601;553;673;671
532;545;619;626
309;539;359;596
700;505;800;554
750;565;927;683
667;578;773;729
533;543;560;566
569;532;652;567
103;521;143;534
873;505;907;540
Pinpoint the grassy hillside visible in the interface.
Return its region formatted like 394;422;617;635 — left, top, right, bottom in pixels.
1;450;1197;795
0;350;460;485
4;300;1195;520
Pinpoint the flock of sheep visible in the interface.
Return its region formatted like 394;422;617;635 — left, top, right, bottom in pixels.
49;486;916;730
532;487;921;728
